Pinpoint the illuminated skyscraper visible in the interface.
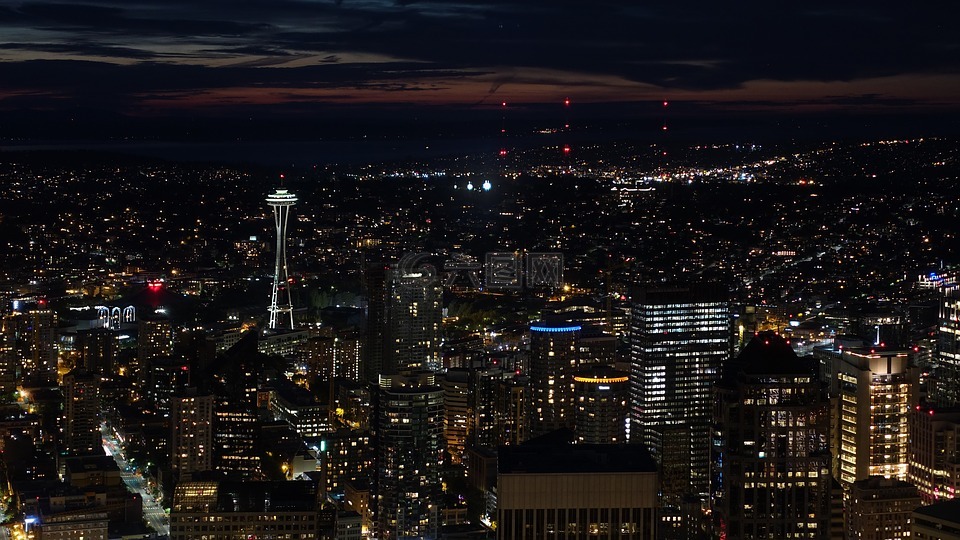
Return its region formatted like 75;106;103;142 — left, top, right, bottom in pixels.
171;389;214;482
138;314;173;363
573;364;629;444
835;346;919;489
937;290;960;405
714;333;831;539
3;306;57;376
367;260;443;380
440;368;471;464
628;283;729;503
266;188;297;330
529;321;581;437
63;368;101;455
375;372;443;540
908;405;960;504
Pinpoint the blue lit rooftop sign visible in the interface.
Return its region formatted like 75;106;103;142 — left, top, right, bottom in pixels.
530;324;582;333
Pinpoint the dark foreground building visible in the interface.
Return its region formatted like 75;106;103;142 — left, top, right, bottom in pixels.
497;431;658;540
170;480;323;540
714;333;831;539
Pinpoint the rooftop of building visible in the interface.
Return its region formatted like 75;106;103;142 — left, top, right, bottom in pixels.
914;498;960;523
173;481;320;513
723;332;817;383
529;320;582;333
631;282;728;304
63;455;120;475
851;476;920;496
573;364;629;383
499;429;656;474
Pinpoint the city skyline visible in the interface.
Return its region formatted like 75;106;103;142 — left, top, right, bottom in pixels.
2;3;960;535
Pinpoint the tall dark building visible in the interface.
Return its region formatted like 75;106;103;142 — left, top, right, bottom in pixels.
385;265;442;374
714;333;831;539
937;289;960;405
573;364;629;444
628;283;729;503
529;321;581;437
76;328;117;375
365;261;442;381
363;263;387;383
375;372;443;540
471;366;504;449
138;314;173;363
63;368;101;455
147;356;190;416
440;368;471;464
171;389;214;482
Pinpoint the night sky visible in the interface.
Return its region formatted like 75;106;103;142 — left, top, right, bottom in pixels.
1;1;959;139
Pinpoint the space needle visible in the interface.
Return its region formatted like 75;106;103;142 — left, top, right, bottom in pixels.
266;187;297;329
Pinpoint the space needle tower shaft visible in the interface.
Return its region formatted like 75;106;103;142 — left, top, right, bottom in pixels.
267;188;297;329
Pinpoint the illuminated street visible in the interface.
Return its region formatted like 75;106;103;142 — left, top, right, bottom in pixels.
102;426;169;538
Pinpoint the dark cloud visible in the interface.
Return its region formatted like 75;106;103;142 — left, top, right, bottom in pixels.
0;0;958;118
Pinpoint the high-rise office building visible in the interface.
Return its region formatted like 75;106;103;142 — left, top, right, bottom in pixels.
385;264;442;374
835;346;919;488
629;283;729;502
63;368;101;455
375;372;443;540
334;329;363;382
471;366;504;449
366;260;442;380
496;375;528;446
441;368;471;464
363;262;388;383
529;321;581;437
847;477;920;540
578;326;617;365
2;307;57;377
28;308;57;375
138;314;173;363
137;314;175;396
908;405;960;503
318;428;374;494
213;404;260;478
937;290;960;405
171;389;214;482
146;356;190;416
266;188;297;330
76;328;117;375
713;333;831;540
573;365;629;444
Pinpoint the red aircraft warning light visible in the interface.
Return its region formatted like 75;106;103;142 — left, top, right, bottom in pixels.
563;145;571;154
564;98;571;107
